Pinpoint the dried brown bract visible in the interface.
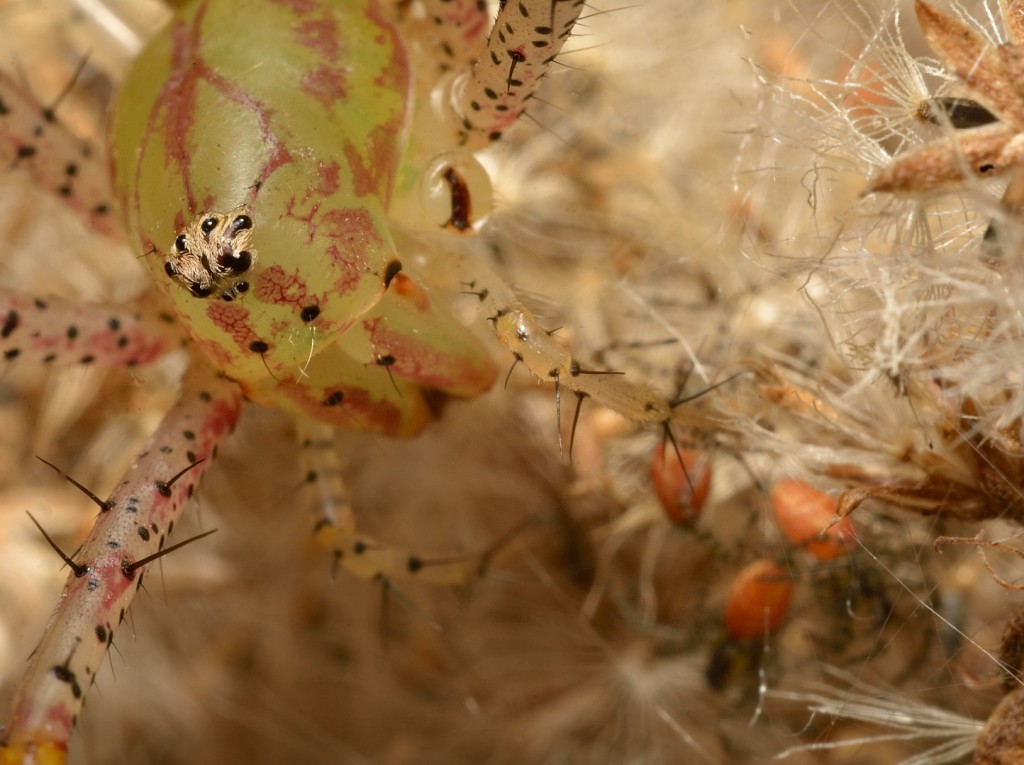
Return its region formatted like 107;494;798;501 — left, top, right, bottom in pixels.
837;393;1024;524
868;1;1024;196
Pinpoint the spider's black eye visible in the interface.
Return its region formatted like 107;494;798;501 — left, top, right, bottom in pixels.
174;234;188;253
220;250;252;275
201;217;218;236
164;262;176;278
220;292;234;302
189;282;216;298
232;215;252;232
235;281;250;294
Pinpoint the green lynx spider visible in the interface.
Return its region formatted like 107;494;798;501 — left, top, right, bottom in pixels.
0;1;723;762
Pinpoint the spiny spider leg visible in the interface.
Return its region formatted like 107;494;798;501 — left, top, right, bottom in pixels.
451;0;586;147
455;256;729;437
0;358;241;763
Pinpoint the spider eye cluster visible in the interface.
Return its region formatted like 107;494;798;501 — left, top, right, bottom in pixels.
164;207;257;301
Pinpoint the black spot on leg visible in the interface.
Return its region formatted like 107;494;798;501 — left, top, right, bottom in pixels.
95;625;107;643
4;348;20;360
67;325;78;340
249;340;269;354
138;526;150;542
407;556;423;573
323;391;344;407
52;664;82;699
1;310;19;339
301;305;320;322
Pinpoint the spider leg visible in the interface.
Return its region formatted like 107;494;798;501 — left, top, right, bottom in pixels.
452;0;586;148
447;252;730;436
0;289;179;368
401;0;491;78
0;72;119;239
299;420;482;585
0;355;242;764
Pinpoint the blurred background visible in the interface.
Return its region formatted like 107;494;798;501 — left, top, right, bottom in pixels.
0;1;1019;762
